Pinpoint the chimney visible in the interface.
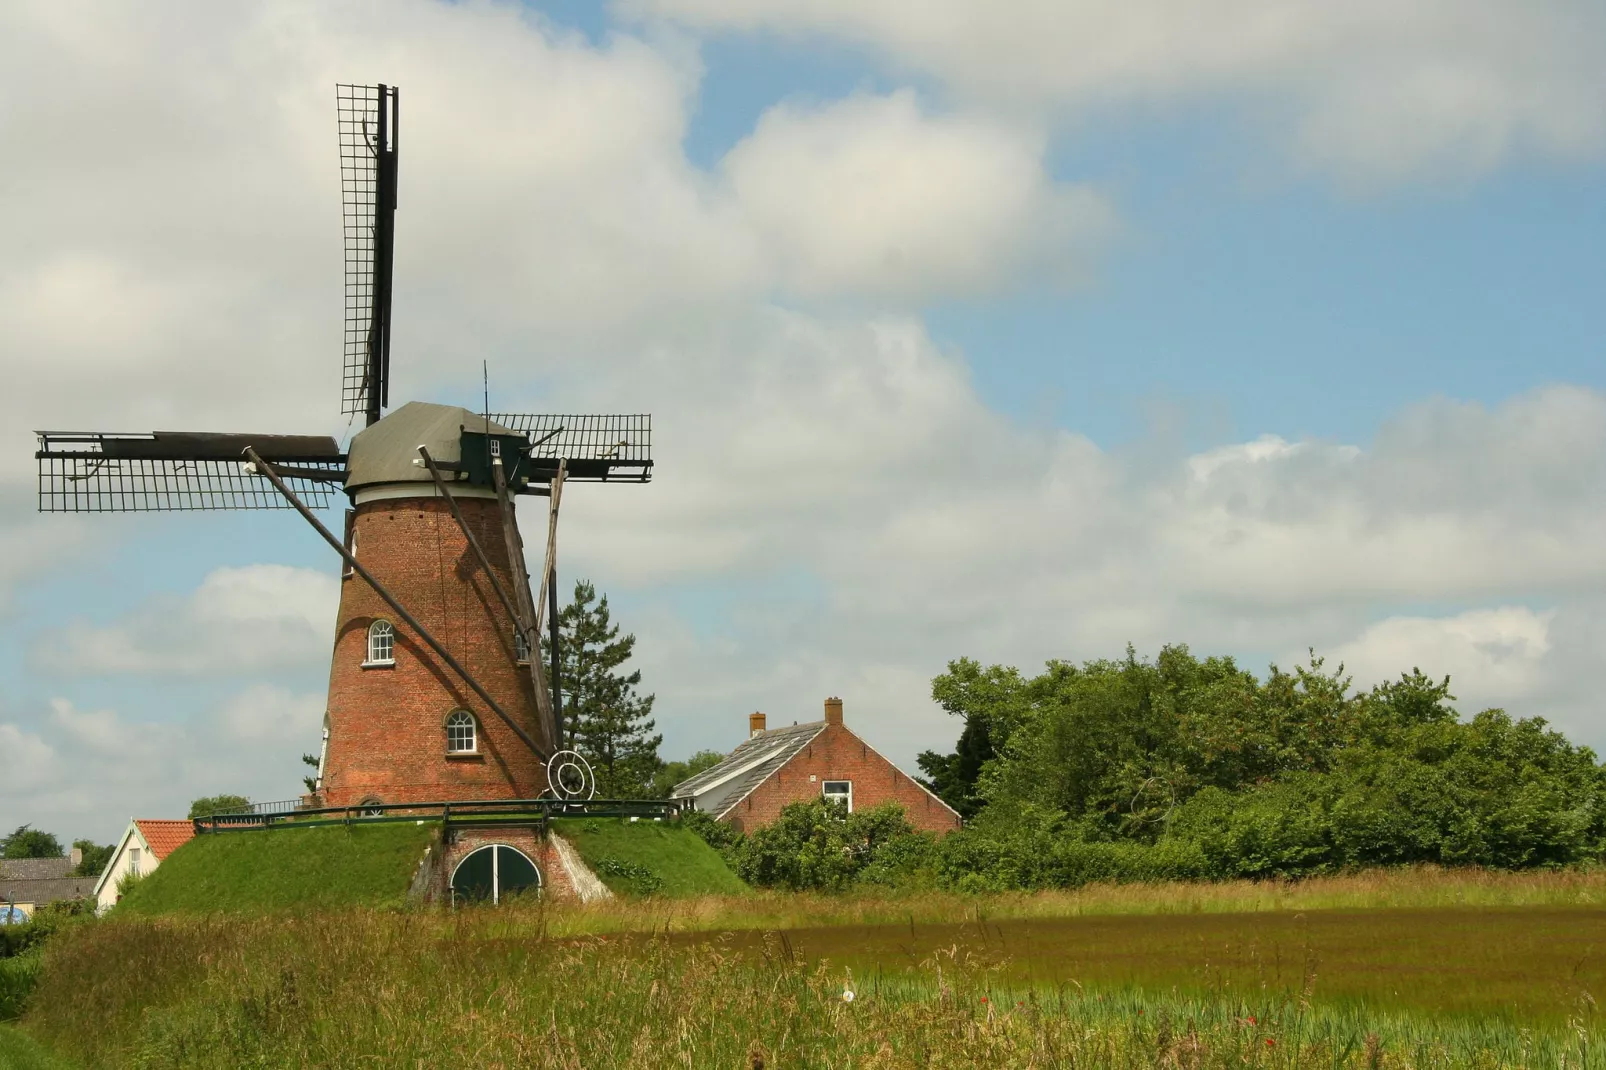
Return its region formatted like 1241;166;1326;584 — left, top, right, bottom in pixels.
70;847;82;867
824;696;843;726
749;711;767;737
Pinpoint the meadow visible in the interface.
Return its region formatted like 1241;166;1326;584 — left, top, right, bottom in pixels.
6;867;1605;1068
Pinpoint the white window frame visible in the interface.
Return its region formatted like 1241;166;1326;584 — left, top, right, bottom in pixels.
128;846;141;877
445;710;477;754
822;780;853;813
514;629;531;663
365;620;396;666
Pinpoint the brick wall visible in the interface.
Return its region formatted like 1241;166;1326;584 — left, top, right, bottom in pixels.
724;721;962;835
320;495;548;807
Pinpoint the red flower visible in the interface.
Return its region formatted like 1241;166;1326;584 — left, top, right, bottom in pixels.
1247;1016;1257;1025
1265;1038;1276;1048
980;996;988;1003
1137;1009;1145;1016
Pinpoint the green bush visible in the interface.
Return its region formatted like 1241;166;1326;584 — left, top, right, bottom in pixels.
0;952;40;1021
733;800;921;892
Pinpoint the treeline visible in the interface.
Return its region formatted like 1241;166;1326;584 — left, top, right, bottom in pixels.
694;646;1606;891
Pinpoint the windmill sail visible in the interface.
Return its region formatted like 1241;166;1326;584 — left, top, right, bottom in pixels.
488;413;653;482
36;431;344;512
337;84;399;426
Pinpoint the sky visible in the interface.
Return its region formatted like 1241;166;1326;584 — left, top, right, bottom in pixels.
2;0;1603;845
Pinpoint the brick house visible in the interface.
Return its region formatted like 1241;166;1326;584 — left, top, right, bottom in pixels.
92;819;195;912
673;698;962;835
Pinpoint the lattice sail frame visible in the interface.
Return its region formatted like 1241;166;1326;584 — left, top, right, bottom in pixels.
489;414;653;482
337;83;399;423
37;432;345;513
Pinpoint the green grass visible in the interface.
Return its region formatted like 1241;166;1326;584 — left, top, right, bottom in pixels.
17;909;1606;1068
114;821;437;916
0;1024;77;1069
550;818;747;898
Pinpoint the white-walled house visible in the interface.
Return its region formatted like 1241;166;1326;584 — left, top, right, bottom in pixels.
93;819;195;912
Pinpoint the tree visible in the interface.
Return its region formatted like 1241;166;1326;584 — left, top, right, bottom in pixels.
1;825;63;859
651;749;725;799
71;839;115;877
545;580;662;797
302;753;321;795
188;795;251;819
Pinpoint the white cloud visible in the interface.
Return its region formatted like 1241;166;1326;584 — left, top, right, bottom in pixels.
220;685;324;744
33;564;338;677
629;0;1606;183
722;91;1112;299
1318;607;1556;710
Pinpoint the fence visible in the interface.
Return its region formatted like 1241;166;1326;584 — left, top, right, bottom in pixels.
193;796;692;834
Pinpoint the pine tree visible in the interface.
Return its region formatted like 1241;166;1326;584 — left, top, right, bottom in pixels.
545;580;662;797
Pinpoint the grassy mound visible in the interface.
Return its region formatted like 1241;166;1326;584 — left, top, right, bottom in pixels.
550;818;746;898
115;822;437;916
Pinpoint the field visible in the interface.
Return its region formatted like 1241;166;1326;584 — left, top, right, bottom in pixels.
6;868;1606;1068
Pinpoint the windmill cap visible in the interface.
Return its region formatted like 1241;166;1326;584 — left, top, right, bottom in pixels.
345;401;516;501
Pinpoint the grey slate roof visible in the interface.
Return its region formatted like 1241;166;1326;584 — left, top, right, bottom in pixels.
671;720;826;817
346;401;516;493
0;877;96;906
0;858;75;881
0;859;95;907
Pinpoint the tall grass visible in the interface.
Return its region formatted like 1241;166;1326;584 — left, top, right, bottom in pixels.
18;905;1605;1069
524;863;1606;937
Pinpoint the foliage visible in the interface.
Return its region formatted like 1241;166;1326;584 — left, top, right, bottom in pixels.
546;581;662;797
187;795;251;820
590;857;664;896
0;1022;75;1069
115;822;435;916
70;839;113;879
301;753;321;796
649;749;725;799
1;827;62;860
733;800;921;892
551;818;747;898
914;645;1606;890
677;806;744;853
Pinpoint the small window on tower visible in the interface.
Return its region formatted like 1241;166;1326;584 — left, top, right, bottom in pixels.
365;620;395;666
445;710;477;754
514;629;530;663
822;780;853;812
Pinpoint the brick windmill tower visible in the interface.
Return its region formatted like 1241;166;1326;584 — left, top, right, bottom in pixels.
34;84;652;808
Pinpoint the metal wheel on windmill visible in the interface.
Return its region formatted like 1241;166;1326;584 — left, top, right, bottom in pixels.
33;83;652;807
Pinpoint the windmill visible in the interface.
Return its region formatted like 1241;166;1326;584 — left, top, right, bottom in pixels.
34;84;651;807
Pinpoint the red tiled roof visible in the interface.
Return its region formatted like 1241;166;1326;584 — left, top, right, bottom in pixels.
134;820;195;861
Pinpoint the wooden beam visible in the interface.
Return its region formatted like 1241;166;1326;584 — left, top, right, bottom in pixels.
491;453;559;754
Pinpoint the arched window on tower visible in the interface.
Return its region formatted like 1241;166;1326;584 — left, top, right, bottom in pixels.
445;710;477;754
365;620;395;666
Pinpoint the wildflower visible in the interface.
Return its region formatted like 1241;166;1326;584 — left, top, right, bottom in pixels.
1137;1009;1144;1016
1247;1015;1257;1025
1265;1038;1276;1048
842;990;855;1003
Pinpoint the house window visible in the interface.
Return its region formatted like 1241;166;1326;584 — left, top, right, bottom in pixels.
446;711;477;754
822;780;853;812
128;847;141;877
365;620;395;666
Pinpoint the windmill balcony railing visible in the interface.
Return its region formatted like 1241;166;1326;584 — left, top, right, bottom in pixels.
193;796;693;834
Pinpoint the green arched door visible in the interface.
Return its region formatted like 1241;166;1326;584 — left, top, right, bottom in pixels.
450;844;541;905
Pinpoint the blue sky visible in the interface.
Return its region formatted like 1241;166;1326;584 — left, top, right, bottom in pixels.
2;0;1603;844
